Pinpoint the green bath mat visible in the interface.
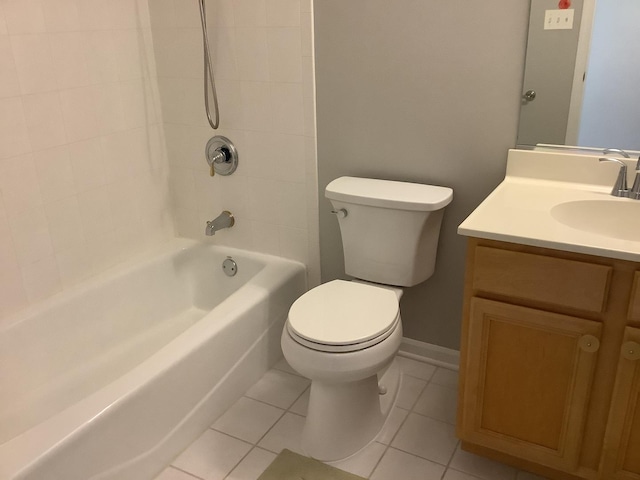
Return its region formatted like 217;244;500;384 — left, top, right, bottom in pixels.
258;449;366;480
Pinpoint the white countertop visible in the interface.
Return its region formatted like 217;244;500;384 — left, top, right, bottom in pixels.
458;149;640;262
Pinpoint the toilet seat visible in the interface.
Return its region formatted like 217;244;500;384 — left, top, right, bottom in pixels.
286;318;400;353
287;280;400;353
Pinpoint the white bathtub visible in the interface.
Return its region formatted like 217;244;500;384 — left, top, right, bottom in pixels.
0;239;306;480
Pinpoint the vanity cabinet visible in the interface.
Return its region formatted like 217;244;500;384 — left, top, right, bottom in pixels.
458;238;640;480
600;327;640;480
461;298;601;472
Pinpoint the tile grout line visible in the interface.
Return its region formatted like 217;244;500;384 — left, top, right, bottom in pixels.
439;440;462;480
172;429;253;480
207;425;268;450
243;391;308;412
219;394;293;479
257;383;312;452
421;366;465;480
407;370;433;411
180;370;303;480
221;445;258;480
410;408;457;426
368;369;434;478
371;366;462;477
271;363;305;377
170;364;458;480
169;464;206;480
285;384;310;414
220;382;312;477
236;383;309;446
249;367;436;477
381;444;458;470
213;368;312;479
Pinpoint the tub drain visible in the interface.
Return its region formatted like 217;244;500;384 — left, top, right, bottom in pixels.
222;257;237;277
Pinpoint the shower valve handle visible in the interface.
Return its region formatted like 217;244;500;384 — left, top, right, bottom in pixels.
208;149;226;177
205;136;238;177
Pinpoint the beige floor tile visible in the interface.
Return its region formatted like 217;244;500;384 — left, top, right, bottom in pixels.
226;447;277;480
376;406;409;445
431;367;459;389
396;375;427;409
245;369;310;409
443;469;484;480
370;448;445;480
391;413;458;465
171;430;252;480
212;396;284;444
154;466;200;480
272;357;301;376
329;441;387;478
413;382;458;424
288;386;309;416
257;412;306;455
397;356;437;380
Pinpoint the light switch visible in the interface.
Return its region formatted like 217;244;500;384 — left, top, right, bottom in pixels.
544;9;575;30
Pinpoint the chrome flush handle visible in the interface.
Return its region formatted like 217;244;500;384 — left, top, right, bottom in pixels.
330;208;348;219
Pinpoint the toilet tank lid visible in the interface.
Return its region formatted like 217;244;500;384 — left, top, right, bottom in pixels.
325;177;453;211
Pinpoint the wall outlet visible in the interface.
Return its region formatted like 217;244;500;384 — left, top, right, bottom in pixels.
544;9;575;30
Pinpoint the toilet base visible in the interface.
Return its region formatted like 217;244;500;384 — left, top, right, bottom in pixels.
302;359;401;461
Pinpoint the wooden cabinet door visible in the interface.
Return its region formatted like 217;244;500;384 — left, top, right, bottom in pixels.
460;298;602;472
600;327;640;480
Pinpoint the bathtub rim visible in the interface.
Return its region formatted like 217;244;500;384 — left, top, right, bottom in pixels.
0;238;303;333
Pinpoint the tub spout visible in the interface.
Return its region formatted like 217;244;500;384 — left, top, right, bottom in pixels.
205;211;234;236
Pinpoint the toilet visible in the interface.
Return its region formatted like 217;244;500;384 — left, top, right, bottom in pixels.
281;176;453;461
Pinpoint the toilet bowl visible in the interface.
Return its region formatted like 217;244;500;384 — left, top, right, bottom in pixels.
282;280;403;461
281;176;453;461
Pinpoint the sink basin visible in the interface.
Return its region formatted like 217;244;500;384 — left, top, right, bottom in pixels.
551;200;640;242
458;149;640;262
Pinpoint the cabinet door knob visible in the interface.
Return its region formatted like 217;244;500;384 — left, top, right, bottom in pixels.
622;341;640;361
579;335;600;353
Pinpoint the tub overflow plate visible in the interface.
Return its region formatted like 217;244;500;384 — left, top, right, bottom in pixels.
223;257;237;277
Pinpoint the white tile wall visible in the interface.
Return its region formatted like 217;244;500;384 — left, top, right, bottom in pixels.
0;0;173;320
149;0;320;287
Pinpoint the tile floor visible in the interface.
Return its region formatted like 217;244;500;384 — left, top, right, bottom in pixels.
155;356;548;480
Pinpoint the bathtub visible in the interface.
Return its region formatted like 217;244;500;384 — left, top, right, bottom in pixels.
0;239;306;480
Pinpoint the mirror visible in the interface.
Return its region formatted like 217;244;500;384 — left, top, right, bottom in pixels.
517;0;640;151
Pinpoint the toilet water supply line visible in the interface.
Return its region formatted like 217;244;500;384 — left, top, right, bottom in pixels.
198;0;220;130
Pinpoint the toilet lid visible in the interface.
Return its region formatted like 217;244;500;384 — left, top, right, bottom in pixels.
288;280;399;346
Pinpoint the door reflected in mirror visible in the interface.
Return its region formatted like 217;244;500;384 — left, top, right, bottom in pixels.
517;0;640;151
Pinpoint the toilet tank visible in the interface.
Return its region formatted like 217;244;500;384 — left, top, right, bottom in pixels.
326;177;453;287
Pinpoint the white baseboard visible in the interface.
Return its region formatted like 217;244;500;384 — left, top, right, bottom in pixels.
398;337;460;371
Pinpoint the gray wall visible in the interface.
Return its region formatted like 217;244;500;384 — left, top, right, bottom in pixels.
315;0;531;349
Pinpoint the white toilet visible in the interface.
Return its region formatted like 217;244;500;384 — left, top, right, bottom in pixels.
281;176;453;461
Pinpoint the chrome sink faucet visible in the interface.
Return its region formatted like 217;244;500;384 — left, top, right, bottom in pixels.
205;211;234;235
599;157;629;197
603;148;630;159
629;156;640;200
600;149;631;198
